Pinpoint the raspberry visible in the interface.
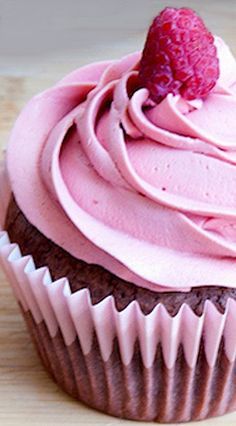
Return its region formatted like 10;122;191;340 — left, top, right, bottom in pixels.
139;7;219;103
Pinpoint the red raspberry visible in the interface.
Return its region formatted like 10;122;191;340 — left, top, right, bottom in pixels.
139;7;219;103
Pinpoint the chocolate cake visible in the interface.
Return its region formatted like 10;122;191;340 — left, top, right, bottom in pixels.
6;197;236;317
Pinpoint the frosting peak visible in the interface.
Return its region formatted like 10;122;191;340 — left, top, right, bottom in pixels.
7;37;236;292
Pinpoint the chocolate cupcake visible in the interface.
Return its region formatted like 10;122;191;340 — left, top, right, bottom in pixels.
1;7;236;423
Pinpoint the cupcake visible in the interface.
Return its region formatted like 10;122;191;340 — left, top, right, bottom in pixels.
1;6;236;423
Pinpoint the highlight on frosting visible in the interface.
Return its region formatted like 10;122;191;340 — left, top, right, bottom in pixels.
6;36;236;292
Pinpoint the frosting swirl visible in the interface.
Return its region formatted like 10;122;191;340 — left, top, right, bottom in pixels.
7;37;236;291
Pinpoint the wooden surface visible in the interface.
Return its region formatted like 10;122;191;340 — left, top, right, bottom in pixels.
1;1;236;424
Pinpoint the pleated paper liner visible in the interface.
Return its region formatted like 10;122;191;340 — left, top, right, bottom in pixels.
1;160;236;422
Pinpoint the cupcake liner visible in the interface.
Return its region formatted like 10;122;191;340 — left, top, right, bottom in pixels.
1;159;236;422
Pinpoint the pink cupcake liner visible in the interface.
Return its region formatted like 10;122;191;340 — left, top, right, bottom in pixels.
1;159;236;422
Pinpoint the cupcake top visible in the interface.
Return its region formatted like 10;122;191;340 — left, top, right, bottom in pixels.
6;8;236;292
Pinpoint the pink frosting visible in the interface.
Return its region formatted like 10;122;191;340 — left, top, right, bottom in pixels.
6;37;236;292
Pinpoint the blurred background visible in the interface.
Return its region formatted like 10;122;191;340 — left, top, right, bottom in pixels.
1;0;236;79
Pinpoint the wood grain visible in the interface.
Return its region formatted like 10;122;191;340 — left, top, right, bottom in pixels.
1;1;236;424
